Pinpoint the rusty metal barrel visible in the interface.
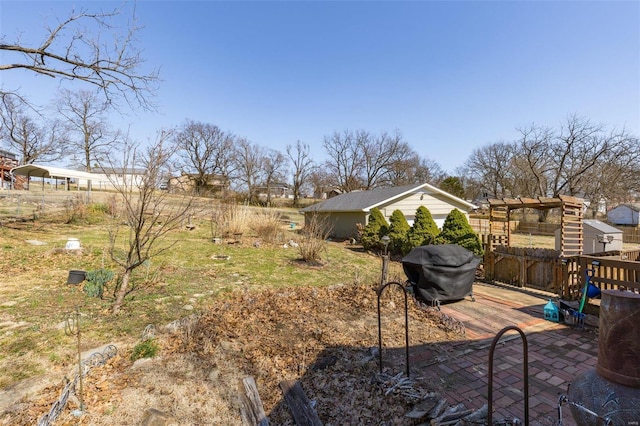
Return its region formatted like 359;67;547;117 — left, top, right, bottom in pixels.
568;289;640;424
596;290;640;387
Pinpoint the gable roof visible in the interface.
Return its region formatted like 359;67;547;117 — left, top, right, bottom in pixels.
583;220;621;234
300;183;476;213
612;203;640;212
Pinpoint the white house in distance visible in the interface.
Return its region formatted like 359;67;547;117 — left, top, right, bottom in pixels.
300;183;477;240
607;203;640;227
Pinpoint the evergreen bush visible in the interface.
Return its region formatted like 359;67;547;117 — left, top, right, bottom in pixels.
83;268;114;298
436;209;483;256
130;338;159;361
360;208;389;252
407;206;439;249
388;209;411;255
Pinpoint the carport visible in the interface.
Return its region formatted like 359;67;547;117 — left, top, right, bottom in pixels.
10;164;107;192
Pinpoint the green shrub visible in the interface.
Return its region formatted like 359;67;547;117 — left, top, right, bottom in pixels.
360;208;389;252
436;209;483;256
87;203;110;214
388;209;410;255
83;268;115;298
407;206;439;249
130;338;159;361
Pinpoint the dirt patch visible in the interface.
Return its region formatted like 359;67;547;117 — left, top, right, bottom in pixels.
3;283;463;425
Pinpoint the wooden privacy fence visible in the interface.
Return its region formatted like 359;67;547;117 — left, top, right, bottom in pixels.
560;254;640;300
484;246;562;293
484;246;640;298
620;227;640;244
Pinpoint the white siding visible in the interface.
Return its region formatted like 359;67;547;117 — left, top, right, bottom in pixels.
377;192;470;229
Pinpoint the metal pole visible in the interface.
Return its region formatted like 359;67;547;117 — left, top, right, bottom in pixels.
488;325;529;426
65;307;85;412
377;281;410;378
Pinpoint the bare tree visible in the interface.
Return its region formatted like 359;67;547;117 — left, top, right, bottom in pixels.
308;166;333;199
462;116;640;216
233;138;264;203
462;141;516;199
322;130;365;192
511;124;554;199
0;94;65;164
0;6;158;110
322;129;435;191
286;141;314;206
103;132;192;314
580;130;640;216
261;148;287;206
173;120;234;195
548;115;615;197
361;130;416;189
56;89;118;171
385;153;444;186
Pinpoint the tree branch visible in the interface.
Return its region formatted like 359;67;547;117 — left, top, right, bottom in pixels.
0;6;159;111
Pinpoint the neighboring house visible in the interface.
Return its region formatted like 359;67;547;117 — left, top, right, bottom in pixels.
167;172;229;194
300;183;477;239
96;167;146;189
583;196;607;217
471;191;495;213
554;219;623;254
325;188;343;199
607;203;640;227
0;150;21;189
256;182;293;199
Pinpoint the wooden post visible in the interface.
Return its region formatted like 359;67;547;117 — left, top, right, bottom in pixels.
381;254;389;285
279;380;323;426
240;377;269;426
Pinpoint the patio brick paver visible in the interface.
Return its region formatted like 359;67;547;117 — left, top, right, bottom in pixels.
407;282;600;426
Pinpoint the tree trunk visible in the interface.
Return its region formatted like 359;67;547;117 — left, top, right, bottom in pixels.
112;269;131;314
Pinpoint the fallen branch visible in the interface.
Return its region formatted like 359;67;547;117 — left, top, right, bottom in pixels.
454;403;488;425
431;403;472;426
426;398;448;419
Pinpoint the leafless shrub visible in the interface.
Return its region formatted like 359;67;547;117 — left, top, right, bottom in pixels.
211;203;250;238
105;195;119;217
298;214;333;263
64;194;87;223
249;209;283;244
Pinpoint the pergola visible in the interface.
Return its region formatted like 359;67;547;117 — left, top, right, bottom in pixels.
487;195;584;257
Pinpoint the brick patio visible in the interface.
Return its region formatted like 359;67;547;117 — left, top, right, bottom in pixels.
407;282;599;425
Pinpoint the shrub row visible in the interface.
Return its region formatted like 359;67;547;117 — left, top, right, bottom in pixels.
360;206;483;257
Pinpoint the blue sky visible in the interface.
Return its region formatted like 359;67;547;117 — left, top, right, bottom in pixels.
1;1;639;174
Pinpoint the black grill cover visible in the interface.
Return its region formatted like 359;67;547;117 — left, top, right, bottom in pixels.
402;244;480;303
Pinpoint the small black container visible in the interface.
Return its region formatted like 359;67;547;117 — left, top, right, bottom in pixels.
67;270;86;285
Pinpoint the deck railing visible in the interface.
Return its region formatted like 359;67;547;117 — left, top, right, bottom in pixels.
484;246;640;299
560;254;640;300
